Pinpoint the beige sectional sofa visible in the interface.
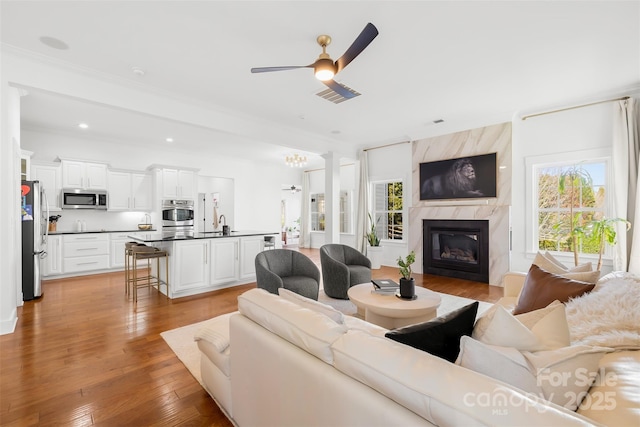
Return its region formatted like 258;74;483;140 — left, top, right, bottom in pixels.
195;272;639;426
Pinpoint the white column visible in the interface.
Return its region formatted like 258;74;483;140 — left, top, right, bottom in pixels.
0;85;21;334
323;152;340;244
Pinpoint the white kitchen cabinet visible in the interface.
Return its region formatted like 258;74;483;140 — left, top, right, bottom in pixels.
173;240;209;292
43;235;63;276
108;171;152;211
61;160;108;190
63;233;109;273
131;173;152;210
160;168;195;199
110;232;147;268
239;236;265;279
31;162;62;211
210;238;239;285
107;171;131;210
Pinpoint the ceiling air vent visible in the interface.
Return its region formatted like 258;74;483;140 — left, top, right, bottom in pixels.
316;84;361;104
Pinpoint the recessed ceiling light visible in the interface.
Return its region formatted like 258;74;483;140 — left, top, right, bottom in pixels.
78;123;89;129
39;36;69;50
166;137;174;143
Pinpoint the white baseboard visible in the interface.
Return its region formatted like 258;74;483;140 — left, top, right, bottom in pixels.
0;307;18;335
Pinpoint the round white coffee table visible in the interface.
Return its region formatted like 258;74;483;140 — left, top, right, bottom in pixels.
347;283;442;329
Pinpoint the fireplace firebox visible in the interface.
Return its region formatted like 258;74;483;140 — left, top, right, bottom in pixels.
423;219;489;283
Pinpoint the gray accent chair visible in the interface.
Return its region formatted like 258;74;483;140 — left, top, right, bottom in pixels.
255;249;320;300
320;244;372;299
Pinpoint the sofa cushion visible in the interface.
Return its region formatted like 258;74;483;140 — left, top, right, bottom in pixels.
237;288;347;364
513;264;595;315
343;315;388;337
576;350;640;425
534;251;593;274
385;301;478;362
474;302;570;351
278;287;345;324
332;330;591;426
457;336;612;410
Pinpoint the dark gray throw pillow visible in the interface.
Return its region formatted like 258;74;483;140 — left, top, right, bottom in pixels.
384;301;479;362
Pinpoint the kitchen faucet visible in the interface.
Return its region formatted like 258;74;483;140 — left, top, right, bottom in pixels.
219;214;230;235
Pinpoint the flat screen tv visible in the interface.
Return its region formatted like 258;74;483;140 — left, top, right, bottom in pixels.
419;153;497;201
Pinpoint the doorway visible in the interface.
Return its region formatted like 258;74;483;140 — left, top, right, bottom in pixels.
281;185;301;247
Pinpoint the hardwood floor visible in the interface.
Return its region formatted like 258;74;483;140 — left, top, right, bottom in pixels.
0;248;503;426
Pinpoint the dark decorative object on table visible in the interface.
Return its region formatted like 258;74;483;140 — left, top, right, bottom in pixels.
397;251;416;299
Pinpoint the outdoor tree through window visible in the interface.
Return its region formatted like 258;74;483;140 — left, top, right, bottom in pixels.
536;160;607;255
373;181;403;241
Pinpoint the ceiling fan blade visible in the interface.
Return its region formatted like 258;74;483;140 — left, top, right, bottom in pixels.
322;80;358;99
335;23;379;73
251;65;312;73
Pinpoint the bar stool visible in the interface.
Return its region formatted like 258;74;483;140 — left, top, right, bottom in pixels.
127;244;169;301
124;242;141;296
263;235;276;250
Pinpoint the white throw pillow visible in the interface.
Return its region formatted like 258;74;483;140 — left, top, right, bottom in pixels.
474;303;570;351
278;287;345;324
457;336;612;410
534;251;594;275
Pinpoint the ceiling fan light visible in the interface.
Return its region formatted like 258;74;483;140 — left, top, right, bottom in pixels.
314;59;335;81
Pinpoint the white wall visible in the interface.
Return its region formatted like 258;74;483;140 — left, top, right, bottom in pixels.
511;100;624;274
367;143;413;266
307;163;358;248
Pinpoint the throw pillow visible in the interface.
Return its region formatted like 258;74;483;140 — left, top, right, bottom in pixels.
474;300;561;340
278;287;345;324
513;264;595;315
537;251;593;273
476;303;570;351
385;301;478;362
457;336;612;411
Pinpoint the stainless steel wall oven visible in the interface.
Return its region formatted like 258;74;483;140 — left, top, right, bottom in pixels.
162;199;194;235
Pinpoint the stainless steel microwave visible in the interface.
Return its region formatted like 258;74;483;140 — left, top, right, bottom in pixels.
62;189;108;210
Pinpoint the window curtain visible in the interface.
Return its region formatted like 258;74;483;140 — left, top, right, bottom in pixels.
615;98;640;273
355;150;369;254
299;171;311;248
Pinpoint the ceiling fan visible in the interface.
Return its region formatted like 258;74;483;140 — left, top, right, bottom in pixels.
284;185;302;193
251;23;379;99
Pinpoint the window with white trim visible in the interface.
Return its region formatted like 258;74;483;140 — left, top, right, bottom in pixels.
372;180;403;241
533;156;609;255
310;191;351;232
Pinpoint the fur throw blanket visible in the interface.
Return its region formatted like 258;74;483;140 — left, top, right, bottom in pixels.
565;272;640;349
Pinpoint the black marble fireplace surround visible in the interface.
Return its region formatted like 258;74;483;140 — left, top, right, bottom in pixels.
423;219;489;283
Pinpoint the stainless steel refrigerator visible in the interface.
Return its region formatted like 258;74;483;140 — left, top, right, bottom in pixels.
21;180;48;300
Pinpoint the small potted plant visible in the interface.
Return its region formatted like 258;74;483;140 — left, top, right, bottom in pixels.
366;213;382;269
397;251;416;299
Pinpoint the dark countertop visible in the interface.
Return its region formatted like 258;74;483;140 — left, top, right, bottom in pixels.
50;229;157;235
128;230;279;242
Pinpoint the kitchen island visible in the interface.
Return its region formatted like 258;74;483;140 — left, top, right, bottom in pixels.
128;230;279;299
